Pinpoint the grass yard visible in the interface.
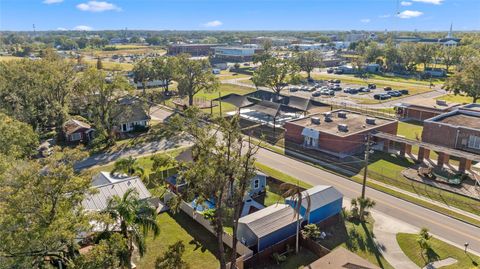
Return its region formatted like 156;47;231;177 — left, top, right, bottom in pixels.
82;58;134;71
134;211;222;269
436;94;479;104
263;248;319;269
255;162;313;189
318;217;394;269
0;55;23;62
217;70;251;81
397;233;480;269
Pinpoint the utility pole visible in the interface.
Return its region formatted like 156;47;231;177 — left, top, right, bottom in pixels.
361;133;371;199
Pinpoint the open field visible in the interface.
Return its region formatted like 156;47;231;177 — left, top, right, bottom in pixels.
83;58;134;71
134;212;222;269
81;45;166;57
0;56;23;62
436;94;479;104
397;233;480;269
217;70;251;80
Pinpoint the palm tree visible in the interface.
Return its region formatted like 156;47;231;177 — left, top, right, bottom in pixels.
112;156;146;180
104;189;160;269
280;182;311;254
350;196;376;221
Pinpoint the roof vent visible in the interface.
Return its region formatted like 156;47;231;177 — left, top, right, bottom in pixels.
323;112;332;122
311;117;321;124
338;111;347;118
436;100;447;106
338;124;348;132
366;118;376;125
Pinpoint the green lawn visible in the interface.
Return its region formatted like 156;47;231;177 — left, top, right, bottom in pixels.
397;233;480;269
436;94;479;104
255;162;313;189
134;212;222;269
318;217;394;269
263;248;319;269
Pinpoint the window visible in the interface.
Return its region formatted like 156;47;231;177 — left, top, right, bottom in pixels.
70;132;81;141
253;179;259;189
468;135;480;150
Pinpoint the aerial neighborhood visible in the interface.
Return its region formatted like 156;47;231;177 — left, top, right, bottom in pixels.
1;1;480;269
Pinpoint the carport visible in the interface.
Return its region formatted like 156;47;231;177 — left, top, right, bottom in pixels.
212;93;254;115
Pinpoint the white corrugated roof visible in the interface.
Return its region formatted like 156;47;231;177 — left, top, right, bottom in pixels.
92;171;138;186
286;185;343;211
82;178;151;211
239;204;300;238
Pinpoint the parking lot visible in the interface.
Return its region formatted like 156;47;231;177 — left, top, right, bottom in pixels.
286;79;409;105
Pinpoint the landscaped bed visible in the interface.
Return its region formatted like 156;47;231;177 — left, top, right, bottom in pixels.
397;232;480;269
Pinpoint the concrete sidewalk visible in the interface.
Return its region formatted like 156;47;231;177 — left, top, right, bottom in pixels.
372;211;420;269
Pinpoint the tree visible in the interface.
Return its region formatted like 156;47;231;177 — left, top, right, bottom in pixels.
280;182;311;254
0;112;39;159
350;196;376;221
417;228;432;262
399;43;418;72
0;148;91;268
103;189;160;269
111;156;146;179
415;44;435;71
71;234;128;269
383;38;402;72
155;241;188;269
76;68;133;144
151;56;176;92
132;58;153;95
301;224;321;241
295;51;323;79
169;108;258;269
444;59;480;103
252;57;299;96
364;42;383;64
96;57;103;70
0;56;77;134
441;46;462;73
174;54;219;106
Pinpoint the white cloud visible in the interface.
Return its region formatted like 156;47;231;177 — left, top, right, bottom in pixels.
203;20;223;27
397;10;424;19
76;1;121;12
74;25;93;31
412;0;443;4
360;19;371;23
57;27;68;31
43;0;63;4
401;1;412;6
379;14;391;18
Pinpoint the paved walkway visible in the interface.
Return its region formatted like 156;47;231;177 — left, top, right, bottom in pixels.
371;211;420;269
423;257;457;269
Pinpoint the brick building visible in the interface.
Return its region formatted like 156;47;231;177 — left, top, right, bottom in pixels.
284;110;398;158
422;104;480;156
395;99;461;122
167;44;224;56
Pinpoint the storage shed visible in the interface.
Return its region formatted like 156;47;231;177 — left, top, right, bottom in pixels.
285;185;343;224
237;204;301;252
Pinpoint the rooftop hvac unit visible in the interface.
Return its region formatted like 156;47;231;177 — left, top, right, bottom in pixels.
338;111;347;118
436;100;447;106
338;124;348;132
366;118;376;125
323;112;333;122
311;117;321;124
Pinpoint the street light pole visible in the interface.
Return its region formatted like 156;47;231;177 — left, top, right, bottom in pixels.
362;134;371;199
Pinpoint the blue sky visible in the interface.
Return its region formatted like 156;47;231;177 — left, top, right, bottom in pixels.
1;0;479;31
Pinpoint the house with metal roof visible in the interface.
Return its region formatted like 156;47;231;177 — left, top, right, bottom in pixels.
82;172;152;211
237;204;301;252
285;185;343;224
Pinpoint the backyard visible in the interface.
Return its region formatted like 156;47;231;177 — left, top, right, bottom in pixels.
134;211;223;269
397;232;480;269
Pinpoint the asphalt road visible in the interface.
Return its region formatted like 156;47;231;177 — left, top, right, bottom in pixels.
255;147;480;254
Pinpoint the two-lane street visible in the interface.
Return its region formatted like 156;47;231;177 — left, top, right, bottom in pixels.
255;147;480;254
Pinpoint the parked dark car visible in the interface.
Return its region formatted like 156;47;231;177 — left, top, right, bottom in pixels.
334;79;341;84
368;83;376;89
312;91;322;97
327;68;334;73
307;78;315;83
359;87;371;93
333;86;342;91
384;86;392;91
387;91;402;97
344;88;358;94
399;89;409;95
333;69;343;74
374;94;391;100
